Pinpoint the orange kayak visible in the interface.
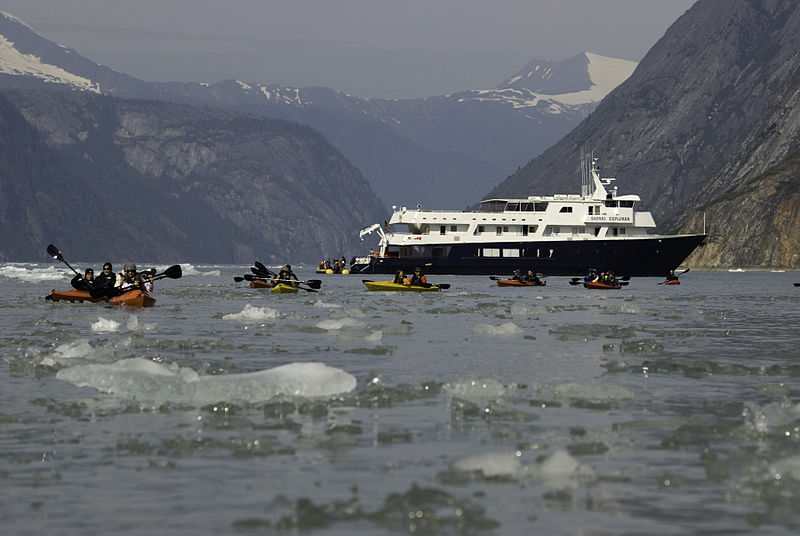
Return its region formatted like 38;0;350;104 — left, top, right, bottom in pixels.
47;289;156;307
249;280;270;288
496;279;546;287
584;281;622;290
664;280;680;285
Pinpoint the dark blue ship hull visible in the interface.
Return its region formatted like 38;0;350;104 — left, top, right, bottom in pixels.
350;234;707;276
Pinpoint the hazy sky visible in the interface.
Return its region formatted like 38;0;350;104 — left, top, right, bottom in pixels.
3;0;696;99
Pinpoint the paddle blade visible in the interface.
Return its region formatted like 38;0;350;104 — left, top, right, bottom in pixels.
304;280;322;289
233;276;245;282
46;244;62;260
162;265;182;279
254;261;275;276
569;280;582;285
437;283;450;289
620;275;631;281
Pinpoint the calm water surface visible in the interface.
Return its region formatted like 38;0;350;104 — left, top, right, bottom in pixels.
1;264;800;535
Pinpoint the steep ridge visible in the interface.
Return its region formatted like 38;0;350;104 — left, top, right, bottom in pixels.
0;90;386;263
486;0;800;226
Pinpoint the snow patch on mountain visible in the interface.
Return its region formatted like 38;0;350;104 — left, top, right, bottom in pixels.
0;34;100;93
550;52;637;106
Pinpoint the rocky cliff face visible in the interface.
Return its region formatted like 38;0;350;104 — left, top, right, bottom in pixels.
676;62;800;268
486;0;800;229
0;90;386;263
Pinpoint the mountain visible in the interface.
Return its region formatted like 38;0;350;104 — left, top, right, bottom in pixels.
484;0;800;268
0;11;635;210
0;89;386;263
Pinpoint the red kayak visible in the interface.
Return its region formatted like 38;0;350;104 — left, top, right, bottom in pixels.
249;279;270;288
496;279;546;287
664;280;680;285
47;289;156;307
584;281;622;290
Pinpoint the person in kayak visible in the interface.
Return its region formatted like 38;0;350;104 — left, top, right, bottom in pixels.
523;269;542;285
272;265;299;288
117;263;154;292
584;268;599;283
94;262;117;291
392;269;409;285
601;270;620;286
511;269;524;282
408;266;428;286
70;268;95;291
665;269;679;282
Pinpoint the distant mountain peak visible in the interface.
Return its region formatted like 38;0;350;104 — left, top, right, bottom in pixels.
498;51;637;104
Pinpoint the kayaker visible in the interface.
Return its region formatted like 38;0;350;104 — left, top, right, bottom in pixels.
70;268;95;291
666;269;679;282
408;266;428;286
511;269;524;282
272;265;299;288
94;262;117;291
117;263;154;292
584;268;598;283
392;269;409;285
604;270;620;286
523;269;541;285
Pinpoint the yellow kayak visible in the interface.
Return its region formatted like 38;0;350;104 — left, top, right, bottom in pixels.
271;283;299;293
362;280;441;292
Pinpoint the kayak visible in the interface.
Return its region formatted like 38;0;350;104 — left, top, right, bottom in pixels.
363;280;441;292
47;288;156;307
496;280;546;287
249;280;300;293
584;281;622;290
664;280;680;285
271;283;299;294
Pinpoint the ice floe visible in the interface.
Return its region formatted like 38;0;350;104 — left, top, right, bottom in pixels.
91;317;120;332
316;318;367;330
472;322;523;336
222;304;280;321
55;359;357;405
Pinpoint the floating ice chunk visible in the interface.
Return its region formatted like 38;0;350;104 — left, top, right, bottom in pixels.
316;318;366;330
742;399;800;434
222;304;280;321
0;264;66;281
452;451;523;478
443;378;516;405
769;455;800;483
532;450;596;489
312;299;342;309
336;330;382;343
91;317;120;332
126;315;157;331
52;340;95;359
178;264;220;277
472;322;523;336
55;359;357;406
553;382;634;402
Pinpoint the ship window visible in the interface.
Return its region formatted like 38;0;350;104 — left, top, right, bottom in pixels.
559;206;573;213
480;201;507;212
481;248;500;257
399;247;409;258
440;225;446;235
534;202;549;211
594;227;601;236
432;248;445;258
474;225;485;235
529;225;538;233
619;227;626;234
451;225;457;232
522;248;554;258
496;226;502;235
605;200;618;207
612;227;619;236
619;200;634;208
522;226;528;236
521;203;534;211
506;203;519;211
502;249;520;258
588;206;594;215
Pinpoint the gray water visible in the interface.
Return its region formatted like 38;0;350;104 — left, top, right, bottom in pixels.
2;263;800;535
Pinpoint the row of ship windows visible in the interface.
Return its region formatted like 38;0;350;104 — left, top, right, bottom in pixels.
463;225;627;236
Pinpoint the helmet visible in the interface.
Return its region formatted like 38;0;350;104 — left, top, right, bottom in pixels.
124;263;137;272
